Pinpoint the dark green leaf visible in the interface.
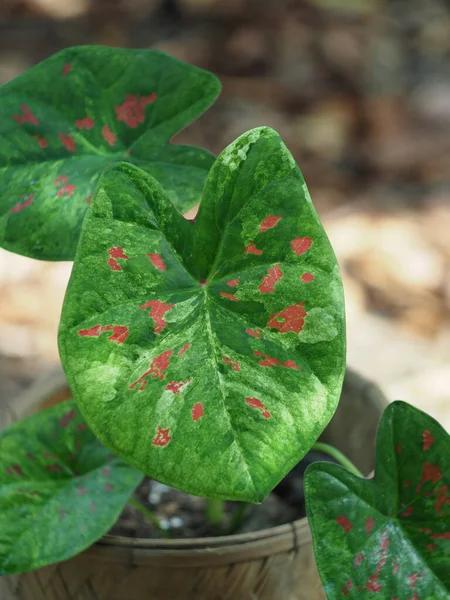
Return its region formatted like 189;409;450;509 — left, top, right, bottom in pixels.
0;400;143;575
59;126;346;503
0;45;220;260
305;401;450;599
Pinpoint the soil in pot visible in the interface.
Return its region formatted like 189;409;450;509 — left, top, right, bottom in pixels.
109;450;337;539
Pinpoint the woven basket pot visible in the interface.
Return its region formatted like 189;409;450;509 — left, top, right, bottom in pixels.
0;367;387;600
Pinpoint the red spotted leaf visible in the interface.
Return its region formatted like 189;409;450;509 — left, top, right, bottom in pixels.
305;401;450;599
0;400;143;575
59;126;345;502
0;46;220;260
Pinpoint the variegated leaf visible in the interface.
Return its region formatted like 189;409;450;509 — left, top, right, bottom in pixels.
0;45;220;260
59;126;346;502
305;401;450;599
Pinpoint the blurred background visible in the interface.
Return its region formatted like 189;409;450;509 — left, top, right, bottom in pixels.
0;0;450;429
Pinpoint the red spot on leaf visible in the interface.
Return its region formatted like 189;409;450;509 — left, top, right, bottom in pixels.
404;480;411;487
102;467;110;478
396;444;402;454
139;300;174;334
227;279;239;287
291;237;312;256
59;409;77;428
267;303;306;333
12;104;39;125
400;506;414;518
430;531;450;540
336;515;353;533
222;356;240;372
259;264;283;293
34;135;48;148
102;124;116;146
419;528;431;533
78;324;129;344
115;93;156;128
365;517;374;535
341;580;352;596
178;342;190;356
353;552;364;567
245;242;263;255
86;194;92;204
10;194;34;213
107;247;128;271
59;133;76;152
76;116;95;130
366;577;381;593
301;272;315;283
433;485;450;515
108;258;122;271
393;562;400;574
105;483;113;492
259;214;282;232
54;175;69;186
166;380;191;394
152;425;171;447
416;462;443;492
246;328;262;338
245;397;270;419
408;573;423;590
106;325;129;344
130;349;174;390
57;184;76;197
192;403;204;421
62;62;71;75
46;464;62;472
78;325;102;337
220;292;239;301
254;351;301;370
76;487;87;495
12;464;24;477
141;92;157;106
147;253;166;271
427;544;436;551
423;429;434;451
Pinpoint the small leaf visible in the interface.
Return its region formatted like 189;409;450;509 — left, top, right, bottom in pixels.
59;126;346;503
305;401;450;599
0;400;143;575
0;45;220;260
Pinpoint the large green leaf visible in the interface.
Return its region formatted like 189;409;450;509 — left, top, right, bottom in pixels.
0;45;220;260
305;401;450;599
0;400;143;575
59;127;346;503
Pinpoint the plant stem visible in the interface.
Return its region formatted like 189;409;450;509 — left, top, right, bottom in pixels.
312;442;364;478
229;502;248;534
205;498;225;527
128;497;171;538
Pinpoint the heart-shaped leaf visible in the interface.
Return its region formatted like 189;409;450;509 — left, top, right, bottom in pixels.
59;126;346;503
0;400;143;575
0;45;220;260
305;401;450;599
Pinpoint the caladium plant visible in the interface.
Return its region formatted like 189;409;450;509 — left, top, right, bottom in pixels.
0;45;448;598
0;400;143;575
0;45;220;260
58;126;346;502
305;401;450;599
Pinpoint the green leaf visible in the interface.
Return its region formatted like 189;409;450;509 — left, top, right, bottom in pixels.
305;401;450;599
58;126;346;503
0;400;143;575
0;45;220;260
